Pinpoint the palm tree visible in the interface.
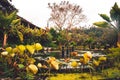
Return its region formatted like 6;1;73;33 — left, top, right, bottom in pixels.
93;2;120;44
0;10;17;48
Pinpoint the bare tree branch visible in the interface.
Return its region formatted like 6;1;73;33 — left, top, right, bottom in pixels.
48;1;86;31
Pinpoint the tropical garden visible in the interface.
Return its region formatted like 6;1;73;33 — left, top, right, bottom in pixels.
0;0;120;80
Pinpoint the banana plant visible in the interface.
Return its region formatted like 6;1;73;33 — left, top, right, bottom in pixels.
93;2;120;44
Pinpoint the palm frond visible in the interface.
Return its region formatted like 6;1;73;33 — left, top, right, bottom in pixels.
110;2;120;21
6;11;17;26
17;30;24;43
99;14;111;22
11;19;21;26
93;21;110;28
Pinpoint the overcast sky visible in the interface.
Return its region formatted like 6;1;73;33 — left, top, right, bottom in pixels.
11;0;120;28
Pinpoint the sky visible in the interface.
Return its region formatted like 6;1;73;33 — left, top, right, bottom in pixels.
11;0;120;28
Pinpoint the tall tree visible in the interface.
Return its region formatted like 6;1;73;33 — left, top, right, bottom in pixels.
48;1;86;31
93;2;120;45
48;1;86;47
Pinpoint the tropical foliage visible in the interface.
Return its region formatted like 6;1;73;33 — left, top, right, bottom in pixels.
0;43;43;79
0;1;120;80
93;2;120;44
0;10;18;48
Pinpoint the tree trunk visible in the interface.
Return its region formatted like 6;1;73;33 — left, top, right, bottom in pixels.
118;32;120;43
2;33;7;48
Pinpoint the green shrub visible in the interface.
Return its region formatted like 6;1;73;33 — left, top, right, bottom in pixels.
108;47;120;67
102;68;120;79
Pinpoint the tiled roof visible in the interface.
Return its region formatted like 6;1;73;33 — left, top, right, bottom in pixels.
0;0;40;29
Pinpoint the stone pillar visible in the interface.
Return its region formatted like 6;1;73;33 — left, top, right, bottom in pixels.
71;46;74;52
61;46;65;58
66;46;69;58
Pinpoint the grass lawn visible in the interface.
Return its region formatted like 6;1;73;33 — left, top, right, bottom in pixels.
49;68;120;80
49;73;103;80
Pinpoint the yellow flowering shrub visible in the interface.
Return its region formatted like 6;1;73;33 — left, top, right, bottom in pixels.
0;43;43;79
83;51;92;59
33;43;42;51
47;57;59;70
71;61;78;68
98;56;107;61
93;59;100;66
27;64;38;74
